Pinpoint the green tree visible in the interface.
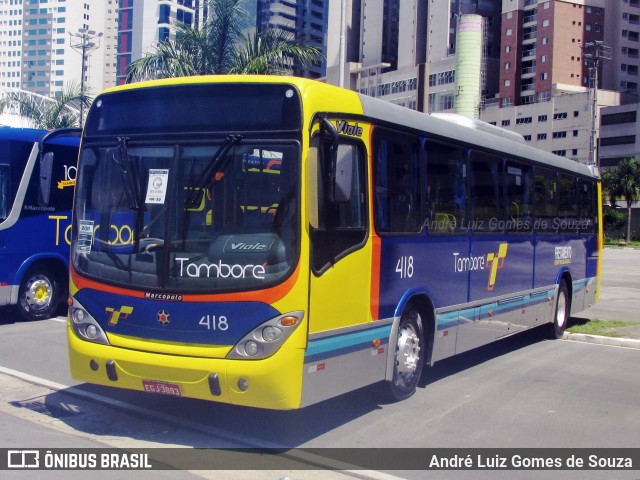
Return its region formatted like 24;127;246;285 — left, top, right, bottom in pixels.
601;168;619;208
604;157;640;243
616;157;640;243
230;28;321;75
0;83;90;129
125;0;321;83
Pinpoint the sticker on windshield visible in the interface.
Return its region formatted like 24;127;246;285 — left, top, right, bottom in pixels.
145;169;169;204
76;220;94;254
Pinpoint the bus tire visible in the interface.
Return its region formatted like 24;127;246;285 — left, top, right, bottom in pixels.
387;305;425;401
17;266;61;322
549;280;570;339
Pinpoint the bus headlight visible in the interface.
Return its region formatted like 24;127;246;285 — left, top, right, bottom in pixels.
227;311;303;360
69;297;109;345
262;326;282;342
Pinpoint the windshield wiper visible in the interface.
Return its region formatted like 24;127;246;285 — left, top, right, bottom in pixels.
112;136;141;210
185;134;243;208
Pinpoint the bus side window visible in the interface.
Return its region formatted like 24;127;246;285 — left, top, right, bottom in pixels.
534;167;558;233
424;139;467;234
578;178;595;233
505;160;533;232
52;145;77;211
469;151;503;232
558;173;578;232
372;127;421;234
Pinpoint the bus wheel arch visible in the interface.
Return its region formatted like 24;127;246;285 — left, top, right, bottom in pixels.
17;260;67;321
386;294;435;401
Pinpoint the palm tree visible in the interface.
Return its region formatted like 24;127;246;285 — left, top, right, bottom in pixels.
0;82;90;129
600;168;619;208
613;157;640;243
126;0;321;83
230;28;321;75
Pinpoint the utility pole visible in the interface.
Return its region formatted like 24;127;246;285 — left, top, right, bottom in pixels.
583;41;611;167
69;28;103;125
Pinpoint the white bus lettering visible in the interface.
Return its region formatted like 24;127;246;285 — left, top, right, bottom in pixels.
176;258;266;279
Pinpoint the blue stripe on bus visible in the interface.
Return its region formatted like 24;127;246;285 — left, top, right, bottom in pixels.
436;288;557;328
305;324;392;363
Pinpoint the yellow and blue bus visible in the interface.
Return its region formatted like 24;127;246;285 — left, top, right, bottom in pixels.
1;127;80;321
67;76;601;409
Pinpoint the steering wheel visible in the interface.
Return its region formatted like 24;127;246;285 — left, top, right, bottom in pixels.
139;237;164;253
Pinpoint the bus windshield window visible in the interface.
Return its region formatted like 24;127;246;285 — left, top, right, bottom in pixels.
72;141;299;293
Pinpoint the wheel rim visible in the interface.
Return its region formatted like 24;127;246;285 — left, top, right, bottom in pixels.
556;291;567;328
23;275;53;312
395;321;421;384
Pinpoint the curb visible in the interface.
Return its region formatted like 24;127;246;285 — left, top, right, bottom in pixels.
563;332;640;349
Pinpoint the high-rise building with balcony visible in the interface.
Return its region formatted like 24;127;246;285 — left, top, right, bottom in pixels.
499;0;606;108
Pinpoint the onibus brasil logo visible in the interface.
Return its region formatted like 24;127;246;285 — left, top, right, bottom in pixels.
453;243;509;291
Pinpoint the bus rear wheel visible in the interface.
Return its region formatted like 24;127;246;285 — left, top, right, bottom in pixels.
17;266;61;322
387;305;424;401
549;280;570;339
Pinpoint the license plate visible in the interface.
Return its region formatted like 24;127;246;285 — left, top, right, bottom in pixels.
142;380;182;397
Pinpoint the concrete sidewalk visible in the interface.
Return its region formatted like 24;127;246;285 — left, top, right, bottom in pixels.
565;247;640;348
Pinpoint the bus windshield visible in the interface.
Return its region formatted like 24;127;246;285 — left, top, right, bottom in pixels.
72;139;299;293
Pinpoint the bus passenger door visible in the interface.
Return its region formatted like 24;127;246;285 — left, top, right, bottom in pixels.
305;126;377;403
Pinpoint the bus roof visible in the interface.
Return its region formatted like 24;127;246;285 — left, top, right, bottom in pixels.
356;93;598;179
0;126;80;147
0;126;46;143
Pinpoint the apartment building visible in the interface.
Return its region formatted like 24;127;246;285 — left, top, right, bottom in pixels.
599;102;640;168
603;0;640;95
101;0;118;89
115;0;204;85
256;0;328;79
325;0;501;112
481;86;626;164
499;0;606;108
0;0;106;97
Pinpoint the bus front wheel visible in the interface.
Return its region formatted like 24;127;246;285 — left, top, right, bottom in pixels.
17;266;61;322
387;305;425;401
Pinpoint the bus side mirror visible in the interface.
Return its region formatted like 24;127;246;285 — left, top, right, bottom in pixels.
331;144;355;203
308;146;319;229
39;151;54;206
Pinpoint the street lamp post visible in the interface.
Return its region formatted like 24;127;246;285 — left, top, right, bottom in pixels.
69;28;103;125
583;41;611;167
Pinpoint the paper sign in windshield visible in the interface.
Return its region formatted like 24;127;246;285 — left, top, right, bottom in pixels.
145;169;169;204
77;220;94;253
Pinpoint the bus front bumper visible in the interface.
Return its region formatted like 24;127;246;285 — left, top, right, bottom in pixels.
67;325;304;410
